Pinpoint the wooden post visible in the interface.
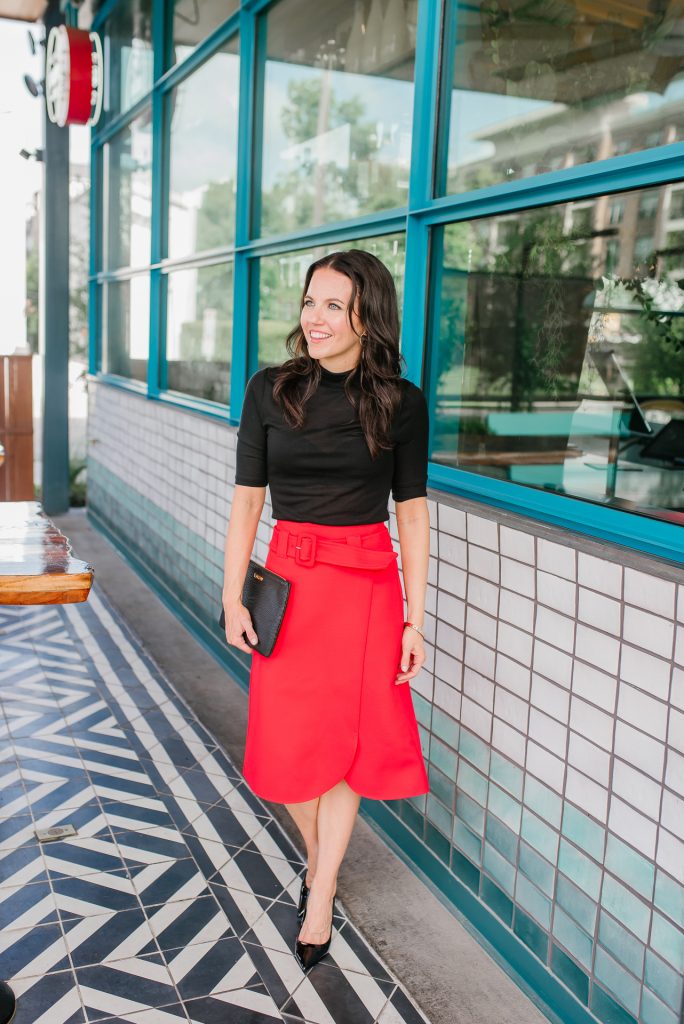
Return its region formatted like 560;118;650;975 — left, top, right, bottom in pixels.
0;354;34;501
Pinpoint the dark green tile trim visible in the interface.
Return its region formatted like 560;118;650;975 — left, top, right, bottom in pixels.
589;984;638;1024
551;944;590;1006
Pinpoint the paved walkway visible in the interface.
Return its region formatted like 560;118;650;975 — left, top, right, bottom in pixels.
0;589;430;1024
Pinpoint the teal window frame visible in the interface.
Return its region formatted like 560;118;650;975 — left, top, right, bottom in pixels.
89;0;684;563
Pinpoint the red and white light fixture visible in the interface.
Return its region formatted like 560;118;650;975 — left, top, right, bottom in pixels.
45;25;103;127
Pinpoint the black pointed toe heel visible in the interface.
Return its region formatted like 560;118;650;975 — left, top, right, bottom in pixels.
296;877;310;922
294;892;335;972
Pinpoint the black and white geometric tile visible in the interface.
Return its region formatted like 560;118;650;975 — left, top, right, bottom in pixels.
0;589;431;1024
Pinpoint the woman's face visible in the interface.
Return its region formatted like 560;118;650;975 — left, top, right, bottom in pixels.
300;267;364;373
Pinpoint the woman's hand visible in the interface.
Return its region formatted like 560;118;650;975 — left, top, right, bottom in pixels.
395;626;425;684
222;599;258;654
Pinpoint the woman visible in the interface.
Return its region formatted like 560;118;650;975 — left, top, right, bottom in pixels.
221;249;430;973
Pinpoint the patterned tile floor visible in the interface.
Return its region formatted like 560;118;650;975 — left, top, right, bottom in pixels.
0;588;432;1024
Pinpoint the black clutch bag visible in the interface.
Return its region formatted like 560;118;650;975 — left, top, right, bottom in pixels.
219;559;291;658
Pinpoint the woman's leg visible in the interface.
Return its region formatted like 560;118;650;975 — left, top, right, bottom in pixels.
284;796;320;887
297;779;361;943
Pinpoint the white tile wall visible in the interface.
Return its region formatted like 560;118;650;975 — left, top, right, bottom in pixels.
620;645;671;703
608;798;657;858
533;641;573;690
500;525;535;565
624;569;675;619
623;605;674;660
501;557;536;598
537;538;576;581
566;766;608;821
577;552;622;598
575;624;619;675
495;654;531;701
577;589;622;636
535;606;575;654
571;661;617;714
612;761;662;820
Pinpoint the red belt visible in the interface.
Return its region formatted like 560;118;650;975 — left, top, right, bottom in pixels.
272;526;398;570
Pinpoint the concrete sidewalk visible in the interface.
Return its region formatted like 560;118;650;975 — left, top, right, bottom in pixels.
52;508;552;1024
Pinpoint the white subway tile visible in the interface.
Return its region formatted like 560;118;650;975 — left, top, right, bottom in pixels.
614;722;665;781
495;653;531;701
433;678;462;719
609;798;657;858
572;660;617;714
529;707;568;756
492;717;527;766
612;761;661;819
438;561;467;600
467;575;499;617
533;640;573;690
500;525;535;564
463;667;495;712
467;513;498;550
568;731;611;787
617;684;669;741
439;533;467;569
656;827;684;884
565;766;608;821
460;695;492;742
464;637;496;678
439;504;466;538
661;789;684;839
673;668;684;714
469;545;500;583
678;585;684;624
437;591;466;631
494;686;529;733
624;568;675;619
498;622;534;667
535;606;575;654
526;740;565;793
501;557;536;598
499;589;535;632
577;588;621;636
675;627;684;667
620;645;671;703
569;696;614;751
575;623;619;675
623;605;674;660
537;537;577;581
537;571;576;616
466;607;498;648
531;674;570;723
436;619;464;662
434;649;463;690
669;708;684;755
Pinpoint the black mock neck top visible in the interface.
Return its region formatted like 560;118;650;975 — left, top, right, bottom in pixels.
234;363;429;524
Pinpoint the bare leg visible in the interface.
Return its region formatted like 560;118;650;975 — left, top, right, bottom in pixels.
284;795;320;888
298;779;361;943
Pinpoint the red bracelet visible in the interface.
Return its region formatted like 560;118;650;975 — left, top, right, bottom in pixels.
404;620;425;639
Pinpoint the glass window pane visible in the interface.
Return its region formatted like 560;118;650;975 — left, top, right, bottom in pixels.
103;108;153;271
429;183;684;525
102;275;150;382
165;262;233;403
104;0;153;122
258;0;416;237
170;0;239;66
257;233;405;367
440;0;684;196
167;41;239;260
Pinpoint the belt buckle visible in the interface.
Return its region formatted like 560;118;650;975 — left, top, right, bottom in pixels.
294;532;317;566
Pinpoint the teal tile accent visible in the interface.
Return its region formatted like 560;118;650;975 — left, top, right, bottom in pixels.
483;843;516;897
401;800;424;838
557;875;597;935
413;691;433;729
518;842;555;898
426;793;452;838
451;847;480;893
516;873;552;930
418;723;430;758
552;906;593;968
425;820;451;864
428;763;455;812
429;735;458;779
644;948;684;1013
459;727;490;774
485;814;518;864
453;819;482;865
654;869;684;928
455;790;485;835
457;759;488;806
590;983;639;1024
521;808;560;863
650;909;684;970
562;804;605;862
593;947;641;1017
514;906;549;963
640;988;678;1024
600;875;651;942
488;782;522;832
550;943;589;1005
481;875;513;926
407;792;427;814
524;775;563;829
559;838;602;900
605;835;655;901
597;911;645;977
432;705;460;748
490;749;523;800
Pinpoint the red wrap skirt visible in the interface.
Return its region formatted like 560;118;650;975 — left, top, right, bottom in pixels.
241;519;430;803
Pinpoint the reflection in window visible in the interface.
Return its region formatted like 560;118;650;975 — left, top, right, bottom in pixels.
167;42;239;259
258;0;416;237
430;184;684;524
104;0;153;120
170;0;238;66
165;262;233;404
440;0;684;196
257;233;405;366
103;109;153;271
102;275;150;382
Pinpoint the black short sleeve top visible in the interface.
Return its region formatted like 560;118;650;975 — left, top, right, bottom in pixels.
234;363;429;524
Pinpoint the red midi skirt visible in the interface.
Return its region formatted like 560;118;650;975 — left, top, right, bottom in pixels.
241;519;430;803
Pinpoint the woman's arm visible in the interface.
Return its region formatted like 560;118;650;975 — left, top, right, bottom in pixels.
395;495;430;684
222;484;267;654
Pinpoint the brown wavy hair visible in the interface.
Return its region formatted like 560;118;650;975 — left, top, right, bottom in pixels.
271;249;406;459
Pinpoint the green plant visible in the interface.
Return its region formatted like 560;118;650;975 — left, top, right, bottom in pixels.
69;459;87;507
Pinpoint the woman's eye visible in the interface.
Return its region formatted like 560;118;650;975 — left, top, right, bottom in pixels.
329;303;341;310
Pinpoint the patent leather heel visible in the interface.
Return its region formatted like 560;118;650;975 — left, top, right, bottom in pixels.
294;892;335;972
296;877;310;922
